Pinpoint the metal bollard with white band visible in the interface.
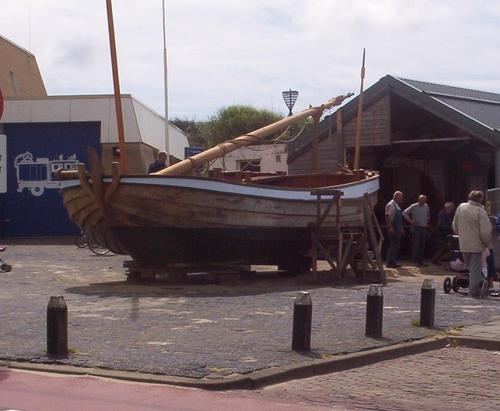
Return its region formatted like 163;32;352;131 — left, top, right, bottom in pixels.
365;285;384;338
47;296;68;357
292;291;312;351
420;279;436;328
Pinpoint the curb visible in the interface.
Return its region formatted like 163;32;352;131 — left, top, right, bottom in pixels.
3;335;498;390
447;336;500;351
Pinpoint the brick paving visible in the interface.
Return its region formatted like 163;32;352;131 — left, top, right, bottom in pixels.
243;347;500;410
0;245;499;379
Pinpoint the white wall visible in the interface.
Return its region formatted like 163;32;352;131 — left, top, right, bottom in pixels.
210;143;288;173
132;98;188;158
1;95;188;159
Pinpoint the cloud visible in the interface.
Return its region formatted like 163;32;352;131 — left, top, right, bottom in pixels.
1;0;500;119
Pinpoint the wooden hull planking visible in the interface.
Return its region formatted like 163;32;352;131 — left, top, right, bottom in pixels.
61;174;379;263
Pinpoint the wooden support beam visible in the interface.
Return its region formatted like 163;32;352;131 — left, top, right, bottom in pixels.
310;189;344;281
338;232;355;279
311;233;338;274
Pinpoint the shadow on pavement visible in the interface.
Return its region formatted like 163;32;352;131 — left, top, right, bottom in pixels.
64;271;380;298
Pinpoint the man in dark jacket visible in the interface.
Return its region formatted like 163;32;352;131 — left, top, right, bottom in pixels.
148;151;168;174
431;202;455;265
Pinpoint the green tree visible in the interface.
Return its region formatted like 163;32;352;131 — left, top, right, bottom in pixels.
171;118;208;149
205;105;283;147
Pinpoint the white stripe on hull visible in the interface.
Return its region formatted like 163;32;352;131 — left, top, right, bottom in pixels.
61;175;379;202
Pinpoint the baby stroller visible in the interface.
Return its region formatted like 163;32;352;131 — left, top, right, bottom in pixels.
443;235;490;295
0;245;12;272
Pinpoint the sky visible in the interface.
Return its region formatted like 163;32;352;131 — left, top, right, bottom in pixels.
1;0;500;120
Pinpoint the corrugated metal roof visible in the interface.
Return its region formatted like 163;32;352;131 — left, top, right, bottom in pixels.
397;78;500;103
396;77;500;130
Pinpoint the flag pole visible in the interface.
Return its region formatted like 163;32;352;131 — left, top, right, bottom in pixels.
162;0;170;165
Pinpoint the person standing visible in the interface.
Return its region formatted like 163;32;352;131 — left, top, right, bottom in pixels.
431;202;455;265
452;190;492;299
403;195;430;266
148;151;168;174
385;191;404;268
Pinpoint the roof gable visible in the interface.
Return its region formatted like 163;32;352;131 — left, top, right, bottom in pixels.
395;77;500;131
288;75;500;163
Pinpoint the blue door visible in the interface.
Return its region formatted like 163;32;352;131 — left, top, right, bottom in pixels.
2;122;101;237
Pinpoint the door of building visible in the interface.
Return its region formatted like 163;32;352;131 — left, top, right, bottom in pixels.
1;122;100;237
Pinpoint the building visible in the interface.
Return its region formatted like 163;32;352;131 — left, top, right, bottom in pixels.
288;75;500;214
0;35;188;237
0;35;46;98
209;143;287;174
2;94;188;175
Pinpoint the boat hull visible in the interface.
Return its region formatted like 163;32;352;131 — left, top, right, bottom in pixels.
60;174;379;265
112;226;311;264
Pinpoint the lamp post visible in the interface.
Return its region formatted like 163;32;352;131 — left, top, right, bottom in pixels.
282;89;299;117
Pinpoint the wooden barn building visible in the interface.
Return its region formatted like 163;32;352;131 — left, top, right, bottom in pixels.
288;75;500;216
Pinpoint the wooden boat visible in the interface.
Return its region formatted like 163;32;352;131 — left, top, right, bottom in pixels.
60;167;379;266
59;4;380;269
58;92;380;267
59;88;381;266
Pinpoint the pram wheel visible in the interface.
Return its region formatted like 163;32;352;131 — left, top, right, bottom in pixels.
443;277;452;294
452;277;461;293
0;263;12;272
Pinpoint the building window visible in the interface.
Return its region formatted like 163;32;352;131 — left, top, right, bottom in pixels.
238;159;261;172
276;154;281;163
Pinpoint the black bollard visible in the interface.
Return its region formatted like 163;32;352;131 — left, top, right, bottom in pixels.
47;296;68;357
365;285;383;338
292;291;312;351
420;279;436;328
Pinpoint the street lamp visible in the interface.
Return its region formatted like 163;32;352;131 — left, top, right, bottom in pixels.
282;89;299;116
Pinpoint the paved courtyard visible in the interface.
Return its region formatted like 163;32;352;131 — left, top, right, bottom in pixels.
0;245;499;379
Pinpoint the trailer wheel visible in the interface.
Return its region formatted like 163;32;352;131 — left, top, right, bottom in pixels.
278;258;311;276
443;277;452;294
30;186;44;196
0;263;12;272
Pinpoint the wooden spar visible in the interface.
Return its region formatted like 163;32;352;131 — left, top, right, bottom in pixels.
106;0;127;174
353;48;365;171
155;93;353;177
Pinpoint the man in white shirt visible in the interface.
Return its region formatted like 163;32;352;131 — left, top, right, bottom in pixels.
403;195;430;267
453;190;491;299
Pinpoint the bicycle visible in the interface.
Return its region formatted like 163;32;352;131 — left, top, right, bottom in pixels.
0;245;12;272
75;231;111;256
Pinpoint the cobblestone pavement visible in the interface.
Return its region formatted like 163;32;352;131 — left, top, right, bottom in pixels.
0;245;499;379
241;347;500;410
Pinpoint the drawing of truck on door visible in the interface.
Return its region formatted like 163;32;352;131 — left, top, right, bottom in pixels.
14;151;79;196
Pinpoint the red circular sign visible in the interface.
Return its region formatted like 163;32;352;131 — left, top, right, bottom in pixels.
0;88;3;120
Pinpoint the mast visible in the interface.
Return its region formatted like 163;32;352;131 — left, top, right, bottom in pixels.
105;0;127;174
335;108;345;170
311;113;320;173
155;93;353;176
353;48;365;171
162;0;170;166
